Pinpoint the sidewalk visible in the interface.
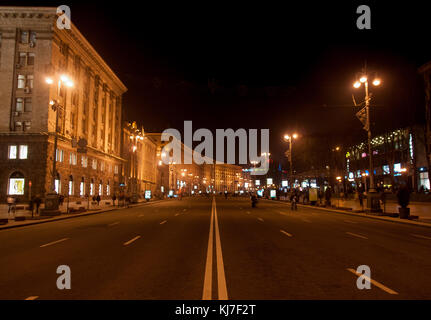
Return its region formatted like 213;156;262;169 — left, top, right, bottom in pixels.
0;198;166;230
274;197;431;227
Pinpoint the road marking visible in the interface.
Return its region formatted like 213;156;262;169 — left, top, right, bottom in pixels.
108;222;120;226
346;232;368;240
175;213;180;216
347;268;398;295
202;197;228;300
280;230;293;237
411;234;431;240
160;220;167;225
25;296;39;300
257;217;264;222
202;197;215;300
40;238;69;248
214;199;228;300
123;236;141;246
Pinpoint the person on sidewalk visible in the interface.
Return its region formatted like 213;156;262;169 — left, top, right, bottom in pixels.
34;194;42;215
7;196;15;214
112;194;116;206
96;194;101;206
358;188;364;210
29;197;34;218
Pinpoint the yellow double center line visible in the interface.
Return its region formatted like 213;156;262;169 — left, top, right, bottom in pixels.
202;197;228;300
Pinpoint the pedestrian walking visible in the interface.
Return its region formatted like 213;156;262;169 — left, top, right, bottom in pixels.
290;189;298;211
59;194;65;206
34;194;42;215
112;194;116;206
96;194;101;206
7;196;15;214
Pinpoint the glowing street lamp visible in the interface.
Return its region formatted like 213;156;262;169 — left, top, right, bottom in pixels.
283;133;300;189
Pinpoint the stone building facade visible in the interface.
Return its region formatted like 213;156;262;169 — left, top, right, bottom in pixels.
0;7;127;202
122;122;158;197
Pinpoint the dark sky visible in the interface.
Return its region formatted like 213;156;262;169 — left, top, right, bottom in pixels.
4;1;431;162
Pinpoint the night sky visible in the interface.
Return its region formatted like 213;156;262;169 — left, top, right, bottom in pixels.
3;1;431;163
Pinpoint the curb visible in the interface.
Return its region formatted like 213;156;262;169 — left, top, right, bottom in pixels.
0;199;166;231
263;199;431;229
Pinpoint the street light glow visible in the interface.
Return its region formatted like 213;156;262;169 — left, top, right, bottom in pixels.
353;81;361;88
60;74;70;83
284;135;290;140
372;79;381;86
359;76;367;83
45;77;54;84
292;133;298;139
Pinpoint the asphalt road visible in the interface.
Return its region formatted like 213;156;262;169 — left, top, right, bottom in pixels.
0;196;431;300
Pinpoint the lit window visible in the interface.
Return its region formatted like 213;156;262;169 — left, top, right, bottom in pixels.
114;165;118;174
68;180;74;196
19;145;28;159
92;159;97;170
19;52;26;65
80;181;85;196
8;173;25;195
90;183;94;196
17;75;25;88
56;149;64;162
98;184;102;195
69;152;77;165
106;183;110;196
16;98;24;112
9;145;17;159
54;179;60;194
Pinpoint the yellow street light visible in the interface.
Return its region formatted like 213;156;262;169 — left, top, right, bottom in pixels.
359;76;367;83
292;133;298;139
353;81;361;88
45;77;54;84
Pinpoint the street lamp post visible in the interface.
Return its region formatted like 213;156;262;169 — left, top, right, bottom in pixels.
353;70;382;212
284;134;298;189
43;75;74;216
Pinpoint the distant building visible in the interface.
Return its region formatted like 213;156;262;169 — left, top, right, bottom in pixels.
0;7;127;202
345;127;429;192
122;122;158;197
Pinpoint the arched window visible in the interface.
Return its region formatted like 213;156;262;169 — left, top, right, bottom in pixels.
98;180;103;196
8;171;25;195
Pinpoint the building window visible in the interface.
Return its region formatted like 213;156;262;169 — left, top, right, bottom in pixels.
26;75;34;89
55;179;61;194
114;165;119;174
16;98;24;112
8;145;17;159
19;52;26;65
29;31;36;44
23;121;31;131
100;161;105;171
8;172;25;195
98;183;102;196
24;98;32;112
90;183;94;196
17;74;25;88
81;155;88;168
69;152;77;165
27;53;35;65
20;31;28;43
68;179;74;196
106;182;110;196
80;181;85;196
19;145;28;159
14;121;22;131
56;149;64;162
92;159;97;170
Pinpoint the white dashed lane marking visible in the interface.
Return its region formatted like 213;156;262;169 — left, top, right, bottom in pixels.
40;238;69;248
123;236;141;246
346;232;368;240
280;230;293;237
